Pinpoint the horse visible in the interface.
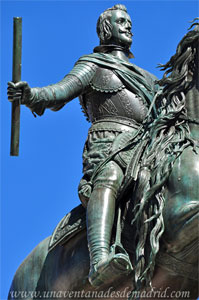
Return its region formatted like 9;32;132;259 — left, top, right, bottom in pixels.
8;23;199;300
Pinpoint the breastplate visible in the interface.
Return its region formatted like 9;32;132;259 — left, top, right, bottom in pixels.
82;67;148;123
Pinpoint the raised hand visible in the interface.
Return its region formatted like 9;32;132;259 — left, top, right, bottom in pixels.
7;81;31;104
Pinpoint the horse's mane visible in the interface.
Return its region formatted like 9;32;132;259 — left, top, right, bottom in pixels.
158;18;199;105
129;20;199;295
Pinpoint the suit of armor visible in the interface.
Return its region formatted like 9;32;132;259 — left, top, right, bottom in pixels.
18;48;158;286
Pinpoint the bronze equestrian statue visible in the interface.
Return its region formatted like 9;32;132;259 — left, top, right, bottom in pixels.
7;5;198;300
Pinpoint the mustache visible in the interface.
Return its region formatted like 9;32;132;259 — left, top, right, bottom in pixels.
119;29;133;37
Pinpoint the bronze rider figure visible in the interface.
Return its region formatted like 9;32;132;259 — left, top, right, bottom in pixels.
8;4;159;287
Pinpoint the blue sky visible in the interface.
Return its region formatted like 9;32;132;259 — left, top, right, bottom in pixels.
1;0;198;298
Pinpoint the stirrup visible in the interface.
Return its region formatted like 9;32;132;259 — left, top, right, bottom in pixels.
88;250;133;287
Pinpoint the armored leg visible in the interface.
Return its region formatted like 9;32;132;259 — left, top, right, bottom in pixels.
87;160;132;286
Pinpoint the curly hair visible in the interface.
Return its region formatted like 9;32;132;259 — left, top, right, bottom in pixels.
96;4;127;44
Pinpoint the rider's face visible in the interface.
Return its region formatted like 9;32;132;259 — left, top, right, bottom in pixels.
109;10;132;48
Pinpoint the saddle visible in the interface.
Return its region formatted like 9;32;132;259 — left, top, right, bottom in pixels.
48;203;130;258
48;204;86;251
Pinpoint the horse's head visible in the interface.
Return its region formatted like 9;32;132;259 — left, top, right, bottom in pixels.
155;19;199;139
158;19;199;98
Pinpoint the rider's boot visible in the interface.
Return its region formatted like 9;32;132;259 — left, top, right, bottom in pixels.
86;161;133;287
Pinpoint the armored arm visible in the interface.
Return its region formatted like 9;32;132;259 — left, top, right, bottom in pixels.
29;75;84;115
29;63;97;115
8;62;97;116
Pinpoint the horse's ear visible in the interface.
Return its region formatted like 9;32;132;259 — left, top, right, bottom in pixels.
188;18;199;31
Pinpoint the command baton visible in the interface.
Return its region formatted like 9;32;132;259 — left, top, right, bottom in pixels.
10;17;22;156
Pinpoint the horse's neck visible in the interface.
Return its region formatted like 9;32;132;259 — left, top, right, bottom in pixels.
185;75;199;140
